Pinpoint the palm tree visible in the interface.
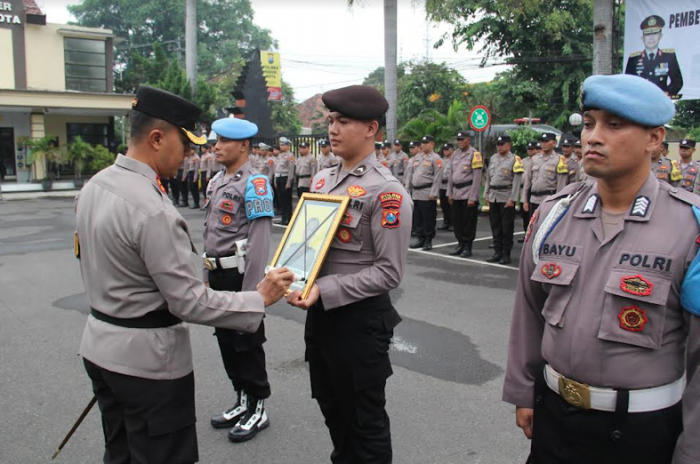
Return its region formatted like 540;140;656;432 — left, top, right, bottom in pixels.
348;0;398;141
398;100;467;146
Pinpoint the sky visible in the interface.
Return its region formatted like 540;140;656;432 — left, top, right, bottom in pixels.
39;0;508;102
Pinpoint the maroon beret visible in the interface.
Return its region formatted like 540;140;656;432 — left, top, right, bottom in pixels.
322;85;389;120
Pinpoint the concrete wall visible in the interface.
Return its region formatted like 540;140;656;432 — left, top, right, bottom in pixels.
0;111;31;181
0;28;15;89
25;23;65;91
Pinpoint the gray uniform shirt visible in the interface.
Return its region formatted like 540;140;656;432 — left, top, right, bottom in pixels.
390;150;409;182
522;151;569;205
484;152;523;203
679;160;700;195
203;160;272;290
440;155;452;190
652;156;681;187
447;146;483;202
275;151;295;180
318;152;339;171
503;174;700;463
310;153;413;310
406;151;443;200
294;155;317;188
184;154;200;182
76;155;264;380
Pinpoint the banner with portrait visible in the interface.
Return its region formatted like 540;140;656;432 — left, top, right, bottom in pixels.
623;0;700;100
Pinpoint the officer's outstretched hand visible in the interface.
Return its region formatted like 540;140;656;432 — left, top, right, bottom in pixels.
286;283;320;311
515;407;534;439
257;267;295;306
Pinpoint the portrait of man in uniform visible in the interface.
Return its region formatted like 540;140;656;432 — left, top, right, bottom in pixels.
624;15;683;99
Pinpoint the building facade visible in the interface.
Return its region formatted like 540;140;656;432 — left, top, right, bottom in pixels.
0;0;132;183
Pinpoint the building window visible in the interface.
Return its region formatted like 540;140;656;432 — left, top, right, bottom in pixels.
64;38;107;92
67;123;109;147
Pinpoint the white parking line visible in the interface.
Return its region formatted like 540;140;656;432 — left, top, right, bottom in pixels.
429;231;525;249
408;248;519;270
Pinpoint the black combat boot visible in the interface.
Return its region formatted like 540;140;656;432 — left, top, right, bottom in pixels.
228;397;269;443
409;238;425;249
211;391;247;429
449;243;464;256
499;253;512;265
422;239;433;251
460;244;472;258
486;252;503;263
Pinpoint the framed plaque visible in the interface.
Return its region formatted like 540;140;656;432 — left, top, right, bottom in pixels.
268;193;350;299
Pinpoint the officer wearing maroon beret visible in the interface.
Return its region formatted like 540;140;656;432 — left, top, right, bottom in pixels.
287;85;412;464
504;74;700;463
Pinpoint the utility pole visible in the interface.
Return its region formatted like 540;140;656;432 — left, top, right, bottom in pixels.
592;0;614;75
384;0;398;142
185;0;197;91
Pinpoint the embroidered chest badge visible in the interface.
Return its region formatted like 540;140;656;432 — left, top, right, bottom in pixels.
315;178;326;191
221;214;233;226
347;185;367;198
252;178;268;196
620;275;653;296
220;199;234;212
541;263;562;279
337;228;352;243
341;212;353;226
379;192;403;229
618;306;648;332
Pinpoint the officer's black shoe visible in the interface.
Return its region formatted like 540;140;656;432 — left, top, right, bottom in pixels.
280;219;290;226
460;246;472;258
499;254;512;265
486;254;503;263
449;244;464;256
409;239;425;249
189;204;199;209
228;398;269;443
422;239;433;251
211;391;248;429
437;223;449;231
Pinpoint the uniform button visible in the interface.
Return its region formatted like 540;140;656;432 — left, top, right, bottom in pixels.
610;430;622;441
671;188;677;193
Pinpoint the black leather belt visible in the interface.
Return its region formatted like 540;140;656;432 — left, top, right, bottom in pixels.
453;180;473;189
91;308;182;329
531;189;556;196
413;184;432;190
489;185;513;190
297;174;311;178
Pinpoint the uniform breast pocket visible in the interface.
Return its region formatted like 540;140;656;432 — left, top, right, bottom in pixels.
215;201;241;233
530;260;580;327
597;269;672;350
332;210;363;251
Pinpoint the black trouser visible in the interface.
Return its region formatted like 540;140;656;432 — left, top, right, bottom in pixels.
439;188;451;225
171;170;183;204
529;377;682;464
452;200;479;246
488;202;516;255
298;185;309;199
525;202;541;227
83;358;198;464
186;171;199;207
305;294;401;464
413;199;437;240
200;171;208;199
209;269;270;399
275;175;292;221
521;194;531;231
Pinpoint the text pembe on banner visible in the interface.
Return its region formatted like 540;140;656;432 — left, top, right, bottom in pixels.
623;0;700;100
267;193;350;299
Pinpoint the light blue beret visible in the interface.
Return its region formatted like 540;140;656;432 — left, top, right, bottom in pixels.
211;117;258;140
582;74;675;126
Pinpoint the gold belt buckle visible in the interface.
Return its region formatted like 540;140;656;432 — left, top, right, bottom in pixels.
558;376;591;409
204;258;216;271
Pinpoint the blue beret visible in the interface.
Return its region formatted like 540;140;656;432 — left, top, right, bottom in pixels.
582;74;675;126
211;117;258;140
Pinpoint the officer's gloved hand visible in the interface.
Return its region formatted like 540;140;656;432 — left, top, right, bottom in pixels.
257;267;295;306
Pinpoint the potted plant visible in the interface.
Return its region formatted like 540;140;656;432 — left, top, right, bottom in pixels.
65;136;93;188
26;136;64;190
89;144;116;173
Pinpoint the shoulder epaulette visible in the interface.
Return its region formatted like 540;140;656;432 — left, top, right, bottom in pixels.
629;51;642;58
665;183;700;208
662;48;675;53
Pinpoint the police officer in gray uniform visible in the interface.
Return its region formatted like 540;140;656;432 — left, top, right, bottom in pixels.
204;117;275;442
294;141;317;198
274;137;295;225
651;144;682;186
318;139;339;170
406;135;443;250
504;74;700;464
438;143;454;231
483;135;524;264
391;139;409;183
287;85;412;464
678;139;700;195
522;132;570;219
75;86;293;464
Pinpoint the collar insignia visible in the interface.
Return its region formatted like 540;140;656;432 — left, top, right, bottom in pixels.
630;196;650;218
582;194;599;214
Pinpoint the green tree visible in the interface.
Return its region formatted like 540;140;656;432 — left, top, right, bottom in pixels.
68;0;275;90
425;0;597;126
506;126;540;158
270;81;303;136
362;64;407;92
674;101;700;130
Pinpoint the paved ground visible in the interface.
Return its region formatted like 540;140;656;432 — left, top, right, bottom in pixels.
0;196;531;464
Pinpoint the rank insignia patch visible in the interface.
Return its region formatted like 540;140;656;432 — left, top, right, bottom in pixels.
220;199;234;212
337;228;352;243
541;263;562;279
315;178;325;191
631;196;651;218
347;185;367;198
618;306;648;332
620;274;653;296
379;192;403;229
156;175;167;194
252;178;268;196
221;214;233;226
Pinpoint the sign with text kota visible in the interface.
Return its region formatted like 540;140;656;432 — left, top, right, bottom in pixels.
623;0;700;100
260;50;282;101
469;105;491;132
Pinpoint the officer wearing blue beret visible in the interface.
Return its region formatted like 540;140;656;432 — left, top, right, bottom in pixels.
205;117;276;442
504;74;700;463
625;15;683;99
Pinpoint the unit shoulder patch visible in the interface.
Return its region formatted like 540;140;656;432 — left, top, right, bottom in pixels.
471;151;484;169
513;156;525;174
245;174;274;220
557;156;568;174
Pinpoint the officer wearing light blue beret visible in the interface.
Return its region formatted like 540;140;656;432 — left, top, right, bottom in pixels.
504;73;700;464
205;116;275;443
